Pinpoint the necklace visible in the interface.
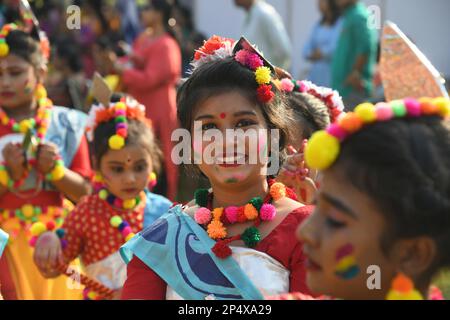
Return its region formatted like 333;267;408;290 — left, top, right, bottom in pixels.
194;182;287;259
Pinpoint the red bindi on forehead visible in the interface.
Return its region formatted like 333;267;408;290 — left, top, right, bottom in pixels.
219;112;226;119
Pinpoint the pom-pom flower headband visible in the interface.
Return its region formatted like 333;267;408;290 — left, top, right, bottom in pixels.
279;79;345;123
0;24;19;57
305;97;450;170
85;97;148;150
191;35;277;104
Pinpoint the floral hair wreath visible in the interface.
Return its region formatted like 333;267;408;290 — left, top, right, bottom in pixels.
85;97;149;150
278;79;345;123
305;97;450;171
192;35;277;104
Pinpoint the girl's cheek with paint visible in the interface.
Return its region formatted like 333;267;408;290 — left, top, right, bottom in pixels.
334;244;360;280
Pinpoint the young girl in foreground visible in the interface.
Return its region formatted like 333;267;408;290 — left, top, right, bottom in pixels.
276;98;450;300
120;36;314;300
33;96;172;299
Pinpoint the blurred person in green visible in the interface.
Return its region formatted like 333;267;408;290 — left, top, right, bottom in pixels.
332;0;378;109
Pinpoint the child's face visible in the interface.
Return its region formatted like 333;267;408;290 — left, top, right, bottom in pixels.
0;54;38;109
99;144;153;201
297;167;396;299
191;91;270;188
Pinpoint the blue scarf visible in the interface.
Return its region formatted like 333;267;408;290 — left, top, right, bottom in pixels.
121;205;264;300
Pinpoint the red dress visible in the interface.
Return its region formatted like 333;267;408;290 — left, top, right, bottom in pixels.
121;205;314;300
122;33;181;201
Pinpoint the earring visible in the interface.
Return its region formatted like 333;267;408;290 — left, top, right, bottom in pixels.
35;83;47;100
386;273;423;300
148;172;157;188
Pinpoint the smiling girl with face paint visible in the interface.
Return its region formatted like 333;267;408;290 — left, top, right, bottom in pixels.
273;98;450;300
120;36;315;300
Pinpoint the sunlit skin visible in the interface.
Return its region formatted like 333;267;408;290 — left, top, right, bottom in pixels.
0;54;90;201
185;91;303;247
297;165;438;299
297;166;397;300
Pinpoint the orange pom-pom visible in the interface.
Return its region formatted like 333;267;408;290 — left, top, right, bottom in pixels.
418;97;439;115
270;182;286;201
338;113;364;133
207;220;227;239
244;204;258;221
392;273;414;293
212;208;224;221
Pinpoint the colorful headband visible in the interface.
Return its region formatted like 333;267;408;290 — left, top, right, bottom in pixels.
279;79;345;123
0;22;50;61
305;97;450;170
192;35;276;104
85;97;148;150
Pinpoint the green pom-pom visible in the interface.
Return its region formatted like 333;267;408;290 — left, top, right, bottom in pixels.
12;123;20;132
391;100;407;117
99;189;108;200
114;115;127;123
34;207;42;215
248;197;263;211
194;189;209;207
241;227;261;248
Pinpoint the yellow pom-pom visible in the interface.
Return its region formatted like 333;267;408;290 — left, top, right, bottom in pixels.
355;103;376;123
212;208;224;221
108;135;125;150
51;166;65;181
22;204;35;218
149;172;157;181
123;198;137;209
125;233;135;242
305;131;340;170
30;222;47;237
432;97;450;117
0;43;9;57
35;85;47;100
255;66;272;85
270;182;287;201
386;289;423;300
244;204;259;220
87;291;99;300
19;120;32;133
110;215;123;228
0;169;10;186
115;102;126;110
207;220;227;239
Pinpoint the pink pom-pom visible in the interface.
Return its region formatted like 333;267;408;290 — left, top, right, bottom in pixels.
375;103;394;121
246;53;264;70
280;79;295;92
29;236;38;247
122;226;132;237
115;109;126;116
235;50;249;65
194;207;212;225
114;198;122;208
224;206;239;224
404;98;421;117
299;81;308;93
326;124;348;141
260;204;276;221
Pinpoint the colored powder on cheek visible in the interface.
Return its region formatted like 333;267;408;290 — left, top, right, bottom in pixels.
334;244;360;280
335;243;354;261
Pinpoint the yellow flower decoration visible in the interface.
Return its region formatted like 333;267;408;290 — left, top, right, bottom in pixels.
255;66;272;85
305;131;340;170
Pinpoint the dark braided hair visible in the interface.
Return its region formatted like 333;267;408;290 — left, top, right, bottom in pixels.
334;116;450;283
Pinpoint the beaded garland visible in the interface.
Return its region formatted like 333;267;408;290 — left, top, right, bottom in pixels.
305;97;450;171
0;23;18;57
194;182;287;259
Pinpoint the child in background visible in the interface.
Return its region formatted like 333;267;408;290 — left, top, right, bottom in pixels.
277;97;450;299
0;24;91;300
33;95;172;299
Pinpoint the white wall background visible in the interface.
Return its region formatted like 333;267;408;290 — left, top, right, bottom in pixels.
192;0;450;80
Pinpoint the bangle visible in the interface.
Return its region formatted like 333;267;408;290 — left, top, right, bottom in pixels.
46;158;65;182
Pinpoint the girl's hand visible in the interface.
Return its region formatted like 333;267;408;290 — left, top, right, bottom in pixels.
33;231;64;278
2;142;26;181
36;142;59;175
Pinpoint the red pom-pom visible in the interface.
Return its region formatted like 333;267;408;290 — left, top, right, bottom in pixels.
257;84;275;103
46;221;56;231
212;241;232;259
237;207;247;223
116;128;128;138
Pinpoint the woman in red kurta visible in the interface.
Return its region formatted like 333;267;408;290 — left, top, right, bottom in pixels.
112;1;181;201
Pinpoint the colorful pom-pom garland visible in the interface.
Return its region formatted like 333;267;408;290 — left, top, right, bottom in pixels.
234;49;275;104
194;182;287;259
0;23;18;57
109;215;136;242
98;188;143;211
279;79;345;123
305;97;450;171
